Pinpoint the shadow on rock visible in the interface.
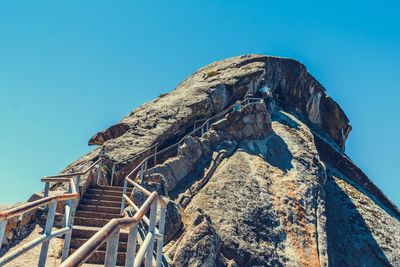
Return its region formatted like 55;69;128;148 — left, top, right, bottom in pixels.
272;110;301;130
325;176;391;266
263;133;294;173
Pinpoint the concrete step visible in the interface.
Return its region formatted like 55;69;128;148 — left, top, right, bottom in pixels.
74;217;112;228
83;194;123;202
75;210;124;220
80;199;122;208
81;264;123;267
77;204;121;214
70;249;127;265
69;238;137;253
91;185;133;191
71;225;129;241
89;185;134;193
85;188;132;197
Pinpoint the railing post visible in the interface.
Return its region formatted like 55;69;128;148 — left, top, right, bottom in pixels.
96;161;103;185
153;146;158;166
139;163;144;183
62;183;73;228
120;180;128;213
201;125;204;136
206;120;209;131
176;143;180;157
105;227;120;267
43;181;50;208
0;219;6;250
44;182;50;198
125;223;139;267
110;164;116;186
145;199;158;267
75;175;81;196
144;160;148;177
61;176;80;262
155;204;166;267
38;201;57;267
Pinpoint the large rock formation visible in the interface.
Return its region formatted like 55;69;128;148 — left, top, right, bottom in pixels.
31;55;399;266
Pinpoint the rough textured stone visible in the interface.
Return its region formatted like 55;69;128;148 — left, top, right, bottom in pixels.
181;113;328;266
17;54;398;267
167;106;399;266
166;209;221;267
141;102;271;194
165;157;194;184
141;164;176;192
325;172;400;266
163;198;183;243
211;102;272;142
179;136;203;164
88;122;130;145
0;203;36;254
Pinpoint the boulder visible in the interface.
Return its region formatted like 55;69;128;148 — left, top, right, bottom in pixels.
88;123;130;146
163;198;183;243
179;136;203;164
166;208;221;267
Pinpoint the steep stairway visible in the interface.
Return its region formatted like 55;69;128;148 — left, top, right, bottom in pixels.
69;184;135;265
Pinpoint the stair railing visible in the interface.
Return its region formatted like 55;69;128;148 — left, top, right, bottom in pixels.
103;97;264;189
119;97;264;212
0;178;78;267
60;179;166;267
0;156;117;266
60;97;263;267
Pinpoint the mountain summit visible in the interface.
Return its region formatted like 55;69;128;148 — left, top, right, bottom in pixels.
24;55;400;266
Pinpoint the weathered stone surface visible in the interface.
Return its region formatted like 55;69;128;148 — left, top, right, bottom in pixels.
325;172;400;266
313;132;400;217
0;203;36;254
141;102;271;195
164;157;193;184
166;208;221;267
43;55;348;195
168;106;399;266
211;102;272;142
180;112;328;266
163;198;183;243
88;122;130;145
179;136;203;164
17;54;398;267
142;164;176;192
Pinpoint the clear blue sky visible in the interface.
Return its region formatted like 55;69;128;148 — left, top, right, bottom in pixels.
0;1;399;207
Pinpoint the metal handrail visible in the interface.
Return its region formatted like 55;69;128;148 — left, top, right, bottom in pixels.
0;177;80;267
61;181;166;267
120;98;263;200
43;158;102;179
125;98;258;182
114;142;159;166
60;97;263;267
0;178;77;220
102;97;263;186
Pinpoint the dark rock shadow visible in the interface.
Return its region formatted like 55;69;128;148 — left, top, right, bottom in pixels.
271;110;300;130
313;132;400;219
261;133;294;173
325;176;391;266
168;153;213;201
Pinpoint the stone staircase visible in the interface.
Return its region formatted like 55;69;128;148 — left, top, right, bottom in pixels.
69;184;135;266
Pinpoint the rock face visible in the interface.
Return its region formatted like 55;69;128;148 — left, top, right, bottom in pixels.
52;54;351;199
28;54;399;266
0;203;36;256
